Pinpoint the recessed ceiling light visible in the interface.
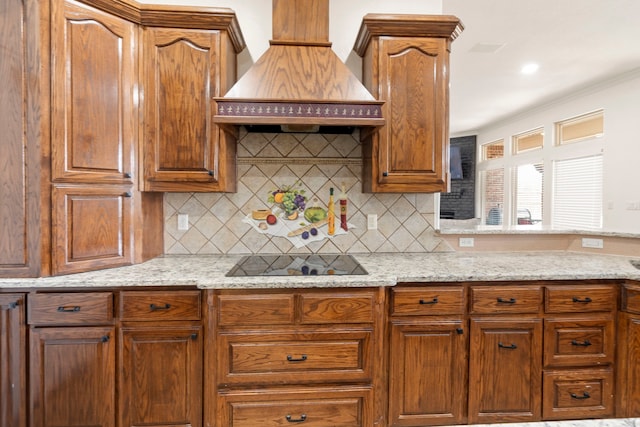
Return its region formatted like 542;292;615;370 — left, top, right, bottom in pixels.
521;63;539;75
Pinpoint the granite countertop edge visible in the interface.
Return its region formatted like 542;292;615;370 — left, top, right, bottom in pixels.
1;251;639;290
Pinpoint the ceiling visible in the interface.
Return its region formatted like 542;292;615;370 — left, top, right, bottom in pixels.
442;0;640;136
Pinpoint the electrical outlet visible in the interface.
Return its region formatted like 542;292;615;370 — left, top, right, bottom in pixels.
459;237;475;247
582;238;603;249
177;214;189;231
367;214;378;230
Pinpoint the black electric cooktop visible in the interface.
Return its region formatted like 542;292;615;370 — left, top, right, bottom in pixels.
226;254;368;277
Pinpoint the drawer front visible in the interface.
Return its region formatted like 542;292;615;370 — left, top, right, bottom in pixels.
300;292;375;324
218;387;372;427
391;286;464;316
542;368;614;420
545;285;617;313
543;316;615;367
217;294;295;326
217;330;372;386
469;285;542;314
622;284;640;314
28;292;113;325
119;290;201;321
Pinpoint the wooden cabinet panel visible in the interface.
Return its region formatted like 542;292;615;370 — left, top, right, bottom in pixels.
217;329;372;386
119;325;203;427
545;284;617;313
28;292;114;325
52;185;134;275
142;27;237;192
300;292;375;324
29;326;116;427
470;285;542;314
217;293;296;326
218;387;373;427
51;0;136;183
390;286;464;316
468;317;542;424
616;284;640;417
543;315;615;367
389;319;467;426
543;368;614;420
0;294;27;427
119;290;202;321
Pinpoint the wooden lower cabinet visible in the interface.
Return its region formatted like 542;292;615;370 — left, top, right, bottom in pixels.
119;325;203;427
388;319;467;426
468;317;543;424
617;282;640;417
0;294;27;427
29;326;116;427
543;368;614;420
217;387;373;427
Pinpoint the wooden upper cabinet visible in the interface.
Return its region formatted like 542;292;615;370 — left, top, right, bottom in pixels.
355;15;463;193
51;0;136;184
142;27;237;192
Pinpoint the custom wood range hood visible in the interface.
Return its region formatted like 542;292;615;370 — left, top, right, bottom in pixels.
213;0;384;130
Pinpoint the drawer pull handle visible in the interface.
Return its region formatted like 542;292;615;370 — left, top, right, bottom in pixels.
570;391;591;400
497;297;516;304
57;306;81;313
286;354;307;362
419;298;438;305
572;297;592;303
286;414;307;423
498;342;517;350
150;303;171;311
571;339;592;347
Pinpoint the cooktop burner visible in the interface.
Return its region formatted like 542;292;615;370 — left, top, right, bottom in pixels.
226;254;367;277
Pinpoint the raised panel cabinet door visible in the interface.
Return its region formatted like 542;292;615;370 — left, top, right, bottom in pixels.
119;326;203;427
617;312;640;416
29;326;116;427
51;0;136;183
388;319;467;426
143;27;237;192
0;295;26;427
51;185;133;275
366;37;450;193
468;317;543;424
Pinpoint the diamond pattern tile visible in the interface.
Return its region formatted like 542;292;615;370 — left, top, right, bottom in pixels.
163;129;450;255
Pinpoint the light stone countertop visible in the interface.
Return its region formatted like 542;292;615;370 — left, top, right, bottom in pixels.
1;251;639;290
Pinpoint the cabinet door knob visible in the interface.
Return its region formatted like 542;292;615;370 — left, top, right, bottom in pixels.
101;335;110;343
382;171;388;177
208;170;215;176
190;333;198;340
124;172;132;179
123;191;133;198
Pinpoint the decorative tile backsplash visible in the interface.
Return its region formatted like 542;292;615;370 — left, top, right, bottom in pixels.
163;128;453;255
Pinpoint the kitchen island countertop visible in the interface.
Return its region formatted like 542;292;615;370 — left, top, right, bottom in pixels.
1;251;639;290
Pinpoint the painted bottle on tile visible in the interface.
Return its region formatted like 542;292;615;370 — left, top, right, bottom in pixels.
327;187;335;235
339;183;348;231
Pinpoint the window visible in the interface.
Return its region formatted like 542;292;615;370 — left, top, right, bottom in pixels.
478;111;604;230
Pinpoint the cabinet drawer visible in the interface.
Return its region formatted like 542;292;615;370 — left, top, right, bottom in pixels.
218;387;372;427
119;290;201;321
543;316;615;367
28;292;113;325
217;329;372;386
542;368;614;420
217;294;295;326
545;285;617;313
622;284;640;314
391;286;464;316
469;285;542;314
300;292;375;324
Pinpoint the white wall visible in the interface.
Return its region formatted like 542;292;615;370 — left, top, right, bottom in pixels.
476;69;640;234
136;0;442;76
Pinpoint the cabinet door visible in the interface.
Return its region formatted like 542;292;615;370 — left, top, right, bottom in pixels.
364;37;449;193
52;185;134;275
0;295;26;427
29;326;115;427
617;312;640;416
143;27;236;192
119;326;203;427
51;0;136;184
388;319;467;426
468;317;542;424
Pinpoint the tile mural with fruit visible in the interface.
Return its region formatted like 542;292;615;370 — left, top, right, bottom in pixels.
163;128;452;255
